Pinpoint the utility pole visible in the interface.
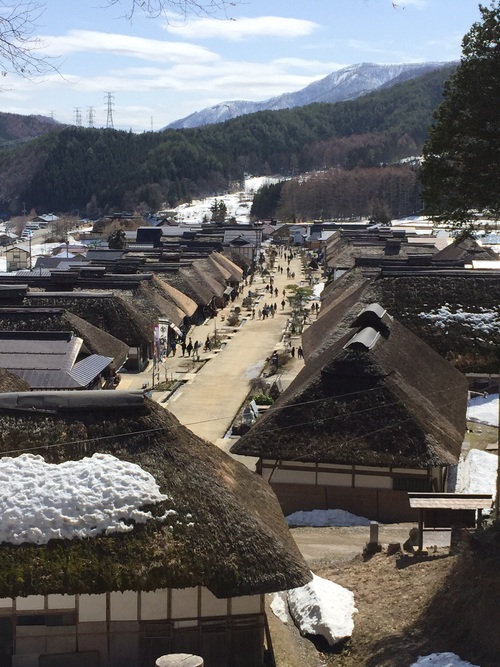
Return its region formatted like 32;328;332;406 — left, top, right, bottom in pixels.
105;92;114;129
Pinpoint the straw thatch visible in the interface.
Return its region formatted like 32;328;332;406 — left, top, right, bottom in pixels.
0;369;30;392
167;269;217;307
211;252;244;282
24;292;152;349
312;267;500;372
222;248;252;273
0;393;310;599
232;314;467;468
431;237;499;263
154;277;197;318
190;259;226;297
0;307;129;369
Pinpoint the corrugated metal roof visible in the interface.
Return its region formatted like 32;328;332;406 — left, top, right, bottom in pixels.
69;355;113;386
408;493;493;510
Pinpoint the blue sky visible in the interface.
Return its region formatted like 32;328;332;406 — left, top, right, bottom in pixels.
0;0;484;132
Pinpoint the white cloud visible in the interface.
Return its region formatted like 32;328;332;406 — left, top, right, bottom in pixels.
396;0;428;8
164;15;319;41
40;30;219;64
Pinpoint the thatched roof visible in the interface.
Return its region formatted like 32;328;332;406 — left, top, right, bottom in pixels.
0;369;30;392
222;248;252;272
153;276;197;318
232;313;467;468
0;392;310;598
313;267;500;373
24;292;152;349
168;269;217;306
190;259;226;297
0;307;129;369
118;280;187;329
431;238;499;263
211;252;244;282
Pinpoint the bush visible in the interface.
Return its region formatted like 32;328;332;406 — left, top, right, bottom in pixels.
227;314;240;326
253;393;274;405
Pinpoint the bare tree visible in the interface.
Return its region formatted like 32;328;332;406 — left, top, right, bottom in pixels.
0;0;238;79
0;1;55;77
105;0;238;20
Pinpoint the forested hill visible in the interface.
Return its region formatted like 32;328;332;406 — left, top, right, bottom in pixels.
0;65;455;215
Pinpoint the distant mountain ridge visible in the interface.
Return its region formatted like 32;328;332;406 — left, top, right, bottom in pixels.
166;61;455;130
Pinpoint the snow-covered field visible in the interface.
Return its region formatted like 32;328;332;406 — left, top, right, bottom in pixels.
172;175;283;225
0;453;174;545
467;392;499;427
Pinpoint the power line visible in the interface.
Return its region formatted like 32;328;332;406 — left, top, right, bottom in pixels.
87;106;95;128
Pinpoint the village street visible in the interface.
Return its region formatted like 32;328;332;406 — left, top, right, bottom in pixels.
120;246;313;451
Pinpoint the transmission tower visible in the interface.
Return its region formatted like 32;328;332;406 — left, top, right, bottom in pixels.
87;106;95;128
73;107;82;127
49;110;55;120
105;92;115;129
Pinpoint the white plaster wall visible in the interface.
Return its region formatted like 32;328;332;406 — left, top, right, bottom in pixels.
110;591;138;621
231;595;262;616
47;594;76;610
270;469;316;485
317;472;352;487
140;589;168;621
79;594;107;623
0;598;12;609
171;588;198;619
16;596;44;612
354;475;392;489
201;588;228;617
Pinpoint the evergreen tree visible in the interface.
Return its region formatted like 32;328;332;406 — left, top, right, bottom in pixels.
420;2;500;225
108;229;126;249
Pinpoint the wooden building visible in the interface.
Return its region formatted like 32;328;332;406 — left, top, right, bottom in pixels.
232;305;467;522
0;391;310;667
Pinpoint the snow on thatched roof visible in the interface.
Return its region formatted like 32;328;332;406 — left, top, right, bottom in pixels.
232;313;467;468
0;392;310;598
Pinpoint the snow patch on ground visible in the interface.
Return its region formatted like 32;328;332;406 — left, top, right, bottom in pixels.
287;573;357;646
286;509;371;527
410;653;480;667
269;592;289;624
467;393;499;427
0;453;173;545
455;448;497;496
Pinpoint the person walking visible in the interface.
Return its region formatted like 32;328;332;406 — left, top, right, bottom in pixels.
298;346;303;359
193;340;201;361
281;299;286;310
181;340;187;357
291;346;295;358
186;338;193;357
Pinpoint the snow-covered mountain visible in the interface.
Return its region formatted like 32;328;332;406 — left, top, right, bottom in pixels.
166;61;455;130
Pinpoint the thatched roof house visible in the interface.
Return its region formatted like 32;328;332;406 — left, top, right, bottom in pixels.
211;251;244;282
0;392;309;667
24;291;152;369
0;307;129;370
232;307;467;521
311;266;500;372
0;369;30;392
